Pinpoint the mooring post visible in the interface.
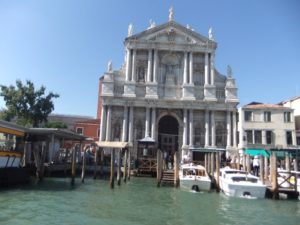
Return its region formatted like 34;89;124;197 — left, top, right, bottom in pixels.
81;148;86;183
99;149;104;178
259;155;264;184
285;152;290;172
117;149;121;186
271;152;278;199
215;152;220;192
237;153;240;170
174;151;179;187
123;149;128;183
157;149;161;185
127;150;131;181
71;147;76;185
211;153;215;176
264;156;269;181
242;154;246;171
207;153;211;174
110;148;115;189
246;154;251;173
93;147;98;179
204;153;208;171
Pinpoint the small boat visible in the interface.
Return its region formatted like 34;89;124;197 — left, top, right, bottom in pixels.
0;150;23;168
179;163;211;192
218;167;266;198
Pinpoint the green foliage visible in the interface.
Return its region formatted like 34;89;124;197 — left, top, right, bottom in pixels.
0;80;59;127
43;121;67;129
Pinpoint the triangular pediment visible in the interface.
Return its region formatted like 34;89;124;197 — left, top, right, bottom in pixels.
126;21;215;46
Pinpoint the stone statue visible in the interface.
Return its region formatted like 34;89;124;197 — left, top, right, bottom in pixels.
169;6;174;21
149;19;156;29
128;23;133;37
107;60;113;72
227;65;232;78
208;27;214;41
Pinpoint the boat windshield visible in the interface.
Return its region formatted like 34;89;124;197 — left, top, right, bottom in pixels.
231;176;258;183
183;169;206;176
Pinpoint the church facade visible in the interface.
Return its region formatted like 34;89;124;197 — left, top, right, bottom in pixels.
98;10;239;162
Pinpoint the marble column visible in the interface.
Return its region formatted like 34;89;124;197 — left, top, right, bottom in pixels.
106;106;112;141
232;111;237;147
153;50;158;83
211;111;216;147
183;109;188;147
226;111;231;148
147;49;152;83
131;49;136;82
189;52;193;84
183;52;188;84
145;107;150;137
151;108;156;139
204;52;209;85
125;49;131;82
122;106;128;142
128;106;134;142
100;105;107;141
189;109;194;147
205;110;209;147
210;52;215;85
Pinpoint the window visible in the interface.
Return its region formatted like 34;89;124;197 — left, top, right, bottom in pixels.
254;130;262;144
284;112;291;122
76;127;83;135
244;111;252;122
246;130;253;144
286;131;293;145
264;111;271;122
266;130;273;145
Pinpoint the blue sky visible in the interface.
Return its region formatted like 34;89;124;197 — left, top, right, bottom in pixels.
0;0;299;117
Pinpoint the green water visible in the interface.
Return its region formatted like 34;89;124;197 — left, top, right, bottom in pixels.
0;177;300;225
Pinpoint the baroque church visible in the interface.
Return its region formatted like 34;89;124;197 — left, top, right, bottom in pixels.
98;8;239;162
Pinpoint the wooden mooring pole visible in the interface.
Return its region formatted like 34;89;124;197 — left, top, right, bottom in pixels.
127;150;131;181
81;148;86;183
174;151;179;187
259;155;264;184
110;149;115;189
71;147;76;186
157;149;162;187
215;152;220;192
93;147;98;179
117;149;121;186
123;149;128;183
270;152;278;199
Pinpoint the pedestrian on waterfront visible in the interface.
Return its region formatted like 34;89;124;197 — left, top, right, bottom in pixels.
163;151;168;169
253;155;260;176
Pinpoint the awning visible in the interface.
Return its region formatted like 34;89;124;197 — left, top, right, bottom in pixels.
0;120;27;136
190;147;226;153
245;149;270;157
96;141;132;149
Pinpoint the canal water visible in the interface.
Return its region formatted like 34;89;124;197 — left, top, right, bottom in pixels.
0;177;300;225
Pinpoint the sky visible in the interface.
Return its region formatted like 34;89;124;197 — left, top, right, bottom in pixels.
0;0;300;118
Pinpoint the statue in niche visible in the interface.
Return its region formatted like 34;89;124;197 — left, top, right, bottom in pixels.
161;53;180;86
138;66;145;82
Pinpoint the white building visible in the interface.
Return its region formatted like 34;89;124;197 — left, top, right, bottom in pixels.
280;96;300;145
238;102;297;152
99;9;239;163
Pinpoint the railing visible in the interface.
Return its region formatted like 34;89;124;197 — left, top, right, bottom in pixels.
138;157;157;172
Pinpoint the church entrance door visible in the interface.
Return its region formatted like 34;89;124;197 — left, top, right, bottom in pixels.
158;115;179;157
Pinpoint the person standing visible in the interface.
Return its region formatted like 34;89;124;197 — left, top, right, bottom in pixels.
253;155;260;176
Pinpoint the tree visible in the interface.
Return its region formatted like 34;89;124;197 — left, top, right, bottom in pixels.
43;121;67;129
0;80;59;127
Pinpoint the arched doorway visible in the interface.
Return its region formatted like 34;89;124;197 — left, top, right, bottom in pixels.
158;115;179;155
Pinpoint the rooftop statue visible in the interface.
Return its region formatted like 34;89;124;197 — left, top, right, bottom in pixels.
149;19;156;29
227;65;232;78
169;6;174;21
128;23;133;37
208;27;214;41
107;60;113;73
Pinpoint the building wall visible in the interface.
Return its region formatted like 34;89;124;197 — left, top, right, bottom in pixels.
238;105;296;149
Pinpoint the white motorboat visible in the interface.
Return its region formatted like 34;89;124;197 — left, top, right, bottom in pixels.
218;167;266;198
179;163;211;192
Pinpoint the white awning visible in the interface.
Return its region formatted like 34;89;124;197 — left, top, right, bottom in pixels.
96;141;132;149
